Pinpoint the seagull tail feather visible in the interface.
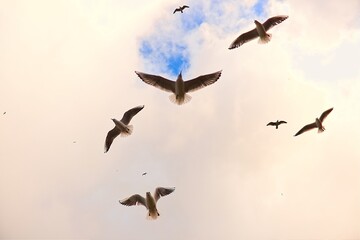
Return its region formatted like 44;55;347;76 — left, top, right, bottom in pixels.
258;33;272;44
169;94;192;105
318;127;325;133
146;210;159;220
120;125;133;137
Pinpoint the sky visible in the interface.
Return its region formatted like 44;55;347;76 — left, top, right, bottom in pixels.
0;0;360;239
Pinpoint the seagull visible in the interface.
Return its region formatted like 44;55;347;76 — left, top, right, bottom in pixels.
135;70;222;105
119;187;175;220
294;108;333;136
142;172;147;176
228;15;288;49
267;120;287;129
173;5;189;14
3;112;6;115
104;105;144;153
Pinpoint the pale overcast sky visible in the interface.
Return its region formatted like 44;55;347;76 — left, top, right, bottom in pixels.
0;0;360;239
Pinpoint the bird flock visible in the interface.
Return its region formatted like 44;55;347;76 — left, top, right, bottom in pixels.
102;5;334;220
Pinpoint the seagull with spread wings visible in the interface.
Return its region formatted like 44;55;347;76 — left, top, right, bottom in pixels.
104;105;144;153
267;120;287;129
119;187;175;220
294;108;333;136
229;15;288;49
173;5;189;14
135;70;222;105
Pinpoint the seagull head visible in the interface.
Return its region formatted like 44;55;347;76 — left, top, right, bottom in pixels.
254;20;262;27
177;71;183;81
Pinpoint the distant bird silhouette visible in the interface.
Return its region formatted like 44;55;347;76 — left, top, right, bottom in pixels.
229;15;288;49
142;172;147;176
3;112;6;115
267;120;287;129
119;187;175;220
104;105;144;153
173;5;189;14
135;70;222;105
294;108;333;136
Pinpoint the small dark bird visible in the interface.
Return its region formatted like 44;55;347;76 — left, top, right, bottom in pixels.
104;105;144;153
3;112;6;115
173;5;189;14
73;141;76;143
135;70;222;105
119;187;175;220
229;15;288;49
294;108;333;136
142;172;147;176
267;120;287;129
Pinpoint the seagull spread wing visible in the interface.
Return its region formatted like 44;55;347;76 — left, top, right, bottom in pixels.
121;105;144;125
119;194;147;208
267;122;276;126
228;28;259;49
279;121;287;124
173;8;179;14
184;70;222;92
135;71;175;93
154;187;175;202
294;122;317;136
182;5;189;9
104;127;121;153
319;108;333;123
262;15;288;31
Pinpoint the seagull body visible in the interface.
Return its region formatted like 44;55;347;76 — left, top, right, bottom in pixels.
135;70;222;105
294;108;333;136
228;15;288;49
173;5;189;14
267;120;287;129
119;187;175;220
104;105;144;153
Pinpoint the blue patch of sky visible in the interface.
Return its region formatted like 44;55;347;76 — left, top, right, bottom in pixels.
181;11;205;31
166;52;189;75
139;41;152;56
139;1;236;76
139;40;190;76
253;0;268;17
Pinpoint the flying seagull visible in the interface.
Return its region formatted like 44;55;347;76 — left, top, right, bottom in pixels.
135;70;222;105
3;112;6;115
267;120;287;129
294;108;333;137
104;105;144;153
173;5;189;14
142;172;147;176
228;15;288;49
119;187;175;220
